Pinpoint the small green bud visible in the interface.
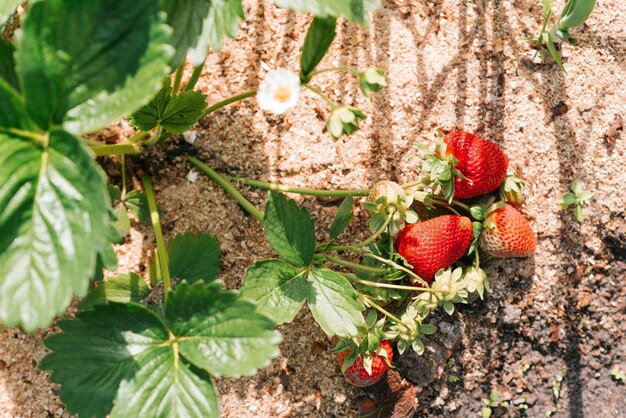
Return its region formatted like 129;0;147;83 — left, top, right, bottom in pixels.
368;181;406;205
327;105;366;140
500;175;525;206
359;66;387;98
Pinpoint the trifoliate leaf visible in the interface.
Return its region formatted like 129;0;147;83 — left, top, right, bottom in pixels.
79;273;151;310
166;281;282;377
17;0;174;134
273;0;380;25
306;267;365;337
129;79;208;134
329;195;354;240
42;281;281;417
240;259;307;324
264;192;316;267
0;128;110;331
167;232;220;283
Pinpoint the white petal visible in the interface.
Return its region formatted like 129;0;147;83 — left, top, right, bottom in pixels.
187;170;198;183
257;69;301;115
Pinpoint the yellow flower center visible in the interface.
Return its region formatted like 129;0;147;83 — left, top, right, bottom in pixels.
273;85;292;103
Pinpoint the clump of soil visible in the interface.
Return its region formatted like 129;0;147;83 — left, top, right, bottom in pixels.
2;0;626;417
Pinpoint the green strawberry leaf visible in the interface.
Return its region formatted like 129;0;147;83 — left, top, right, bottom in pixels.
273;0;380;25
0;128;110;331
299;16;337;82
40;303;172;418
112;202;131;236
163;0;244;67
264;192;316;267
329;195;354;240
79;273;151;310
0;39;19;91
129;78;208;134
167;232;220;283
240;259;307;324
124;189;152;225
42;281;281;417
306;267;365;337
0;79;32;130
16;0;174;134
111;352;220;418
166;281;282;377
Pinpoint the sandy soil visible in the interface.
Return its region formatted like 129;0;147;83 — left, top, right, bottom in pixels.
1;0;625;417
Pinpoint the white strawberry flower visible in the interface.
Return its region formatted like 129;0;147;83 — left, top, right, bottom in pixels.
257;69;301;115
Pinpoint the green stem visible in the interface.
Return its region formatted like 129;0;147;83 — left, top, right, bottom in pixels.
142;176;171;300
121;155;127;201
304;84;336;108
188;156;264;223
352;278;439;293
431;199;461;216
401;178;429;189
230;176;370;197
184;64;204;92
359;295;410;330
91;141;141;156
321;244;365;253
537;9;552;50
310;66;361;77
424;194;471;212
0;126;47;145
354;210;394;248
203;90;257;117
172;64;185;92
323;254;387;274
128;131;150;144
474;250;480;270
145;125;163;146
365;253;429;287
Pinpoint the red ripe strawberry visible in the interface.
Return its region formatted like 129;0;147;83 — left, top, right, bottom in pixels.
480;203;536;258
395;215;473;283
440;130;509;199
338;340;393;388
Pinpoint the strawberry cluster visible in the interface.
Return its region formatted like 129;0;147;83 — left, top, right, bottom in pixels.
335;130;536;387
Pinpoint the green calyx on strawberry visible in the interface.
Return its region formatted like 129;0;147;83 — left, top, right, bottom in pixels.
385;304;436;355
417;137;467;202
467;198;505;252
365;181;419;237
413;267;469;316
395;215;473;283
463;266;491;299
499;174;525;206
419;130;509;200
334;311;393;387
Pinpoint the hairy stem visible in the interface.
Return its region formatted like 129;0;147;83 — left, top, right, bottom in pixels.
142;176;171;300
91;141;141;156
364;253;429;287
172;64;185;92
310;66;361;77
203;90;257;117
359;295;410;331
323;254;387;274
184;64;204;92
304;84;336;108
352;278;439;293
230;176;370;197
188;157;264;223
354;210;394;248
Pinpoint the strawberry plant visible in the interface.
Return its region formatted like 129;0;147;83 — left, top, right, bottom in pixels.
530;0;597;70
0;0;387;415
189;129;537;388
